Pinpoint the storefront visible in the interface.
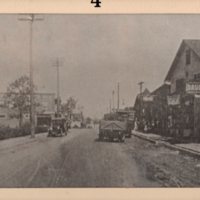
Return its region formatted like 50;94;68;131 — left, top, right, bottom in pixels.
167;93;194;139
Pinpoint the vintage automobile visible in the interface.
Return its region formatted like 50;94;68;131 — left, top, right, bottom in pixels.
115;110;135;138
102;110;135;139
47;117;68;137
99;118;127;142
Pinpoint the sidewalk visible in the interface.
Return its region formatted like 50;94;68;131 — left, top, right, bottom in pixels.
132;130;200;158
0;132;47;152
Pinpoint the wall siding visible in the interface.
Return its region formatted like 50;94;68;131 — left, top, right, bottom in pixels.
170;45;200;94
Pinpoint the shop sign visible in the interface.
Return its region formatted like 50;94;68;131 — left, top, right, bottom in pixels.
186;82;200;94
143;95;154;102
195;94;200;98
167;94;180;105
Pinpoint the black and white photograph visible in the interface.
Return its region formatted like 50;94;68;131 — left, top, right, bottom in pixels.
1;14;200;188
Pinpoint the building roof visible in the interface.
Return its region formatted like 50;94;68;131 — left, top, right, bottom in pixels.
136;88;150;99
151;84;170;96
165;39;200;81
134;88;151;109
185;40;200;57
142;88;150;96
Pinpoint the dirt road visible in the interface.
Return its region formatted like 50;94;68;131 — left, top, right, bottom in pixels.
0;128;199;187
0;128;161;187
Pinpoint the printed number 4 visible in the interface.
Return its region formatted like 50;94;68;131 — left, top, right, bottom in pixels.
91;0;101;7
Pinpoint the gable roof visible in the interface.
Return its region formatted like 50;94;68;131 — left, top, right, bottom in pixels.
134;88;151;109
135;88;150;99
185;40;200;57
165;39;200;81
151;84;170;95
143;88;150;96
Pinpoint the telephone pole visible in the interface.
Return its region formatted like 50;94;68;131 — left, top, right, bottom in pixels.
117;82;120;111
53;58;62;114
138;81;144;95
109;99;112;113
138;81;144;120
112;90;115;111
18;14;44;138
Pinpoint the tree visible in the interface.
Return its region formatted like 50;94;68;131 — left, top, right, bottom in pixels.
4;75;36;128
61;97;77;117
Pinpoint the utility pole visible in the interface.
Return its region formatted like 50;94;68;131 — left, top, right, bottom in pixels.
138;81;144;95
53;58;62;115
138;81;144;121
117;82;120;111
18;14;44;138
122;99;125;107
112;90;115;111
109;99;112;113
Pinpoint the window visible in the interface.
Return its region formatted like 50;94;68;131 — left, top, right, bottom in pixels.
194;73;200;81
176;78;185;93
186;49;191;65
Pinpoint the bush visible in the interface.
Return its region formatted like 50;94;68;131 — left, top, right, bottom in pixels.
0;126;21;140
0;123;48;140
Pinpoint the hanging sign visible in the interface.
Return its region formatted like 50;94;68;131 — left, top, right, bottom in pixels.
186;82;200;94
167;94;180;105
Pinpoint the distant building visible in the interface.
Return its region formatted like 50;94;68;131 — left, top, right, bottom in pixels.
134;88;151;113
0;92;55;127
71;112;84;128
35;93;56;114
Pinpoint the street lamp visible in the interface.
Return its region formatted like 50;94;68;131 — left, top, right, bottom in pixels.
18;14;44;138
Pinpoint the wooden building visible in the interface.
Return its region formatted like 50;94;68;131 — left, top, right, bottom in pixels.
164;39;200;140
134;39;200;140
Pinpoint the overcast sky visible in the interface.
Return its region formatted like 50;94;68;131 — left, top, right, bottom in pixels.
1;14;200;118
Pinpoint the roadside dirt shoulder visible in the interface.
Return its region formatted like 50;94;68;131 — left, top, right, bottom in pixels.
123;136;200;187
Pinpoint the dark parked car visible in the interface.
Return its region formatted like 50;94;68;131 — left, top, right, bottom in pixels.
47;117;68;137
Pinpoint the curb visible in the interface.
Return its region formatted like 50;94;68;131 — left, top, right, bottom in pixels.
132;132;157;144
132;132;200;159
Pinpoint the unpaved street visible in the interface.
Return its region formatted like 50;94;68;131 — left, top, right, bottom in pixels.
0;128;199;187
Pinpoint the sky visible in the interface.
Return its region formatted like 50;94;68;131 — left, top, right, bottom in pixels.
1;14;200;118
